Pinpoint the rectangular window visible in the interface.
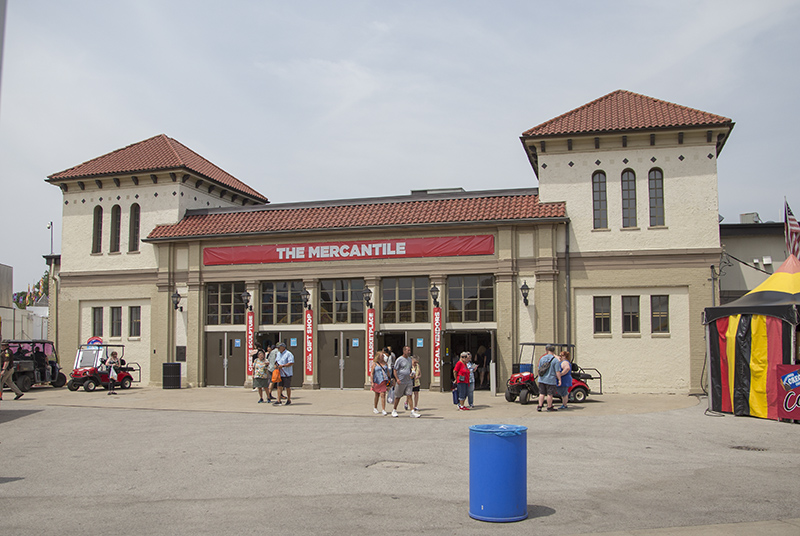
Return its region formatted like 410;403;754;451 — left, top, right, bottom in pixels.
447;275;494;323
129;306;141;337
92;307;103;337
319;279;364;324
381;277;429;323
621;170;637;228
649;169;665;226
651;295;669;333
622;296;640;333
260;281;304;325
593;297;610;334
592;171;608;229
110;307;122;337
206;282;246;325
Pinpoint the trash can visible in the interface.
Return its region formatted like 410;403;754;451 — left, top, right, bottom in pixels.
469;424;528;522
162;362;181;389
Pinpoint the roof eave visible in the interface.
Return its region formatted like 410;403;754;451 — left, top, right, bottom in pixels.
46;166;268;204
143;216;570;244
521;121;735;140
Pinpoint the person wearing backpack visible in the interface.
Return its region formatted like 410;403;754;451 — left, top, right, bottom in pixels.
536;345;559;412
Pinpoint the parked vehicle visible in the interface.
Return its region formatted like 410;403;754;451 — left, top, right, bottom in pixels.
505;342;602;404
4;339;67;391
67;344;141;392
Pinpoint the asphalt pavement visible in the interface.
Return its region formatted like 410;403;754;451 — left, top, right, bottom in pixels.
1;386;798;535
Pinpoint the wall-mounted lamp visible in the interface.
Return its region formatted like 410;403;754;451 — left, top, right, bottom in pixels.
240;290;252;311
520;281;530;306
430;284;440;308
362;286;373;309
171;291;183;312
302;287;311;310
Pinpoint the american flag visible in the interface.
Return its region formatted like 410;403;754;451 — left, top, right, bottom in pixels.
786;200;800;258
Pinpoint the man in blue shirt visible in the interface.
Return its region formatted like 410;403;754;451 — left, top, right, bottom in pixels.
537;344;559;412
273;342;294;406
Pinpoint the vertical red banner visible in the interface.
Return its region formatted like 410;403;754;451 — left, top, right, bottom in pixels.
366;308;375;378
246;310;254;376
304;308;314;376
777;365;800;420
432;307;442;377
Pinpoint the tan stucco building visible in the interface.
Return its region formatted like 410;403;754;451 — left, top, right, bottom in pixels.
46;90;733;395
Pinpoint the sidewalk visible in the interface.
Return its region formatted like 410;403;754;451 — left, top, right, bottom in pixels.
17;384;701;418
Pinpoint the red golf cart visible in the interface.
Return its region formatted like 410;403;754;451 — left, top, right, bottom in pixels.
67;344;141;392
505;342;602;405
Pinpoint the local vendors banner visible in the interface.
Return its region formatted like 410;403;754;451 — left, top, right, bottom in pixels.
203;235;494;265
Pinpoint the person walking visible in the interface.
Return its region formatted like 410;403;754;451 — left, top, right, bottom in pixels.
410;356;422;412
556;350;573;409
1;341;24;400
467;354;478;409
391;346;419;418
105;350;121;395
537;344;559;412
476;345;488;389
453;352;471;410
273;342;294;406
383;347;396;406
371;352;390;415
253;349;270;403
266;343;280;402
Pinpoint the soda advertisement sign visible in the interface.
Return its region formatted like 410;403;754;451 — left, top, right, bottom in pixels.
432;307;442;377
204;235;494;266
304;308;314;376
777;364;800;420
246;311;254;376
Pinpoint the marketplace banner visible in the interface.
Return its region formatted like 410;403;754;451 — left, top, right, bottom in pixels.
777;364;800;420
203;235;495;266
366;308;375;380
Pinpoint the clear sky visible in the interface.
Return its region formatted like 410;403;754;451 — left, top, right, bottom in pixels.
1;0;799;290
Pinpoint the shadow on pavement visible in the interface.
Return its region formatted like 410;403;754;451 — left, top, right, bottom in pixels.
0;408;43;424
527;504;556;519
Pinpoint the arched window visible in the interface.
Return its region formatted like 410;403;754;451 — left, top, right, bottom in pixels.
92;206;103;254
648;168;665;226
592;171;608;229
110;205;121;252
621;169;637;228
128;203;140;252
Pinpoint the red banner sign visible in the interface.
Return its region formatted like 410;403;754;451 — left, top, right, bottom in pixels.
366;308;375;379
777;364;800;420
432;307;442;377
203;235;494;266
304;308;314;376
246;311;254;376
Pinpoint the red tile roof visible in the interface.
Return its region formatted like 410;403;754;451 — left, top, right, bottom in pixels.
47;134;267;202
522;90;733;137
146;190;565;240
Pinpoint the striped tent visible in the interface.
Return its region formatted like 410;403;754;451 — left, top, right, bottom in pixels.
703;255;800;419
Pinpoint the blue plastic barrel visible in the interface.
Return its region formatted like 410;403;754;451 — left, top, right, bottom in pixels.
469;424;528;522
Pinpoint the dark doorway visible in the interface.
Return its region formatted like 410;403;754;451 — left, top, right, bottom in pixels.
255;331;303;388
442;331;493;391
378;331;430;389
